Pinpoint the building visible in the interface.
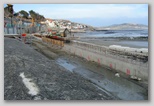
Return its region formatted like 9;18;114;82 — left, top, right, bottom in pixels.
59;28;71;37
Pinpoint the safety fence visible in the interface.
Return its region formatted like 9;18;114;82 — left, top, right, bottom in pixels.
4;25;46;34
4;18;47;34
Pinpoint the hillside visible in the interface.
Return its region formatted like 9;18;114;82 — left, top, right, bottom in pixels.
95;23;148;30
4;5;147;32
45;18;95;32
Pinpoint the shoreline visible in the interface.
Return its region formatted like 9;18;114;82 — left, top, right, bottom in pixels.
77;38;148;48
75;36;148;41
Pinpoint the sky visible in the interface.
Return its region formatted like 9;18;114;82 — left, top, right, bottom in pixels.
4;4;148;27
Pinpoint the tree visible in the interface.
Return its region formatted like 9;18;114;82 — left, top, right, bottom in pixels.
13;12;19;17
29;10;36;19
29;10;45;22
19;10;29;19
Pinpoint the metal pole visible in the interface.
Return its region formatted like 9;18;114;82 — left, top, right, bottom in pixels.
7;27;9;34
11;17;15;34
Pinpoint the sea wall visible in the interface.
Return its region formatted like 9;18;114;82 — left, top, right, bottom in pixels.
63;40;148;81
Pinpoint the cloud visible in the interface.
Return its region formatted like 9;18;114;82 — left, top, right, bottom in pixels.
35;4;148;19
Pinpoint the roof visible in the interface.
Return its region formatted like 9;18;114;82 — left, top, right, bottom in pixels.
46;18;52;22
59;28;70;33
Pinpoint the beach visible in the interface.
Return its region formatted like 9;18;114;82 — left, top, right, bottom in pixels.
72;30;148;48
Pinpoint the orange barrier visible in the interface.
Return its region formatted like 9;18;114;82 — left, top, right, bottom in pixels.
22;33;26;43
22;33;26;37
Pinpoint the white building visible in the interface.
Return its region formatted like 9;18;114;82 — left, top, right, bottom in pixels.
45;19;58;28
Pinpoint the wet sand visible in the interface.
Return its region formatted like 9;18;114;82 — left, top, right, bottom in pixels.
77;38;148;48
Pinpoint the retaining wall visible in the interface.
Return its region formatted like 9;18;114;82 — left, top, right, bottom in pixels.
63;40;148;81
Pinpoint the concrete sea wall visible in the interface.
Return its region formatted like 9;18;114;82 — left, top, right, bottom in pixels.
63;40;148;81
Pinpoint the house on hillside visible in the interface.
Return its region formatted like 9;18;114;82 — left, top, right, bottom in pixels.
77;24;84;29
45;19;59;28
59;28;71;37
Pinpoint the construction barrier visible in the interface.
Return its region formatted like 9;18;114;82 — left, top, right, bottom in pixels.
42;37;64;47
21;33;27;43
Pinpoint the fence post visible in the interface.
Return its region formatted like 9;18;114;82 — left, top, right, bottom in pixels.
13;26;14;34
7;27;9;34
20;27;22;34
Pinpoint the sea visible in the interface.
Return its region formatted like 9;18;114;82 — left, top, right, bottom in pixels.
74;30;148;48
74;30;148;38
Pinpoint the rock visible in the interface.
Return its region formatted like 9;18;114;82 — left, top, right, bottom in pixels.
34;96;42;100
115;73;120;77
130;76;141;81
130;76;137;80
137;78;142;81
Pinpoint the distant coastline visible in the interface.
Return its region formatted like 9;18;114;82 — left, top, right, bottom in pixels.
94;23;148;31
